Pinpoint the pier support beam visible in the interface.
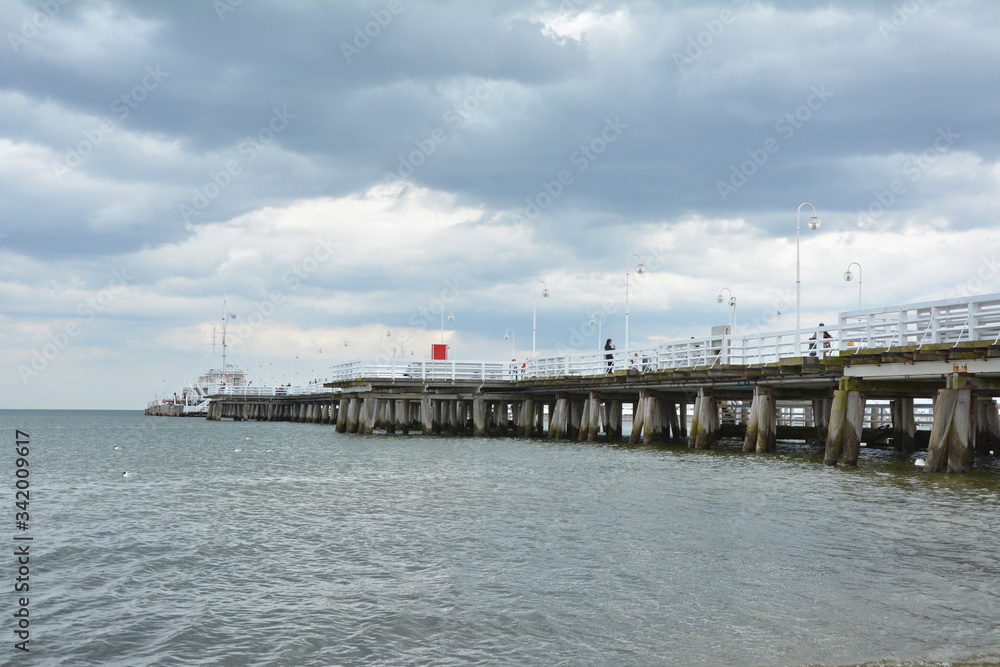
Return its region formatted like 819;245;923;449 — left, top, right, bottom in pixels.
607;400;623;440
630;393;647;445
972;398;1000;455
891;397;916;455
518;399;535;438
664;401;679;442
824;386;866;466
925;376;974;473
643;395;659;445
569;401;583;440
549;397;569;439
746;389;776;454
473;397;487;437
812;398;832;444
335;399;348;432
420;396;434;436
743;390;760;452
346;398;360;433
360;398;379;435
688;389;718;449
582;393;600;442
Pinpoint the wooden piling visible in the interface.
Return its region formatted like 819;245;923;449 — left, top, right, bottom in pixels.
743;390;760;452
841;392;866;465
643;395;658;445
569;401;583;439
583;393;599;442
687;394;700;448
948;388;973;473
472;397;486;437
825;388;865;465
756;392;776;454
630;393;647;445
549;397;568;439
690;389;717;449
608;400;623;440
420;396;434;436
346;398;360;433
578;398;591;441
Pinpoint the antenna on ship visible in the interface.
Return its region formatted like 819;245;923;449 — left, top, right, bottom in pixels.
221;300;228;383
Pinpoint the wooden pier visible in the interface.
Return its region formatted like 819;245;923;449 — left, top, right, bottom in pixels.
205;293;1000;473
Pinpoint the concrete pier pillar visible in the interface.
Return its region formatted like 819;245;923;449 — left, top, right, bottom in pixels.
630;393;647;445
420;396;434;435
643;395;658;445
825;386;866;466
569;401;583;440
473;397;487;437
549;397;568;439
336;398;348;432
346;398;360;433
608;400;622;440
925;377;974;473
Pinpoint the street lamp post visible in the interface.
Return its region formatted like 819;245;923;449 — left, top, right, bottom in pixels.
589;312;603;351
625;253;646;355
338;337;348;362
716;288;736;329
532;280;549;357
844;262;863;309
504;329;515;358
440;307;454;343
796;202;821;354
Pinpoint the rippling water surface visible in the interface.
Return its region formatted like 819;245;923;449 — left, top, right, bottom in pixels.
5;410;1000;666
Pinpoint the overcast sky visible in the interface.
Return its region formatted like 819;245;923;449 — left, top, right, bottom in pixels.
2;0;999;408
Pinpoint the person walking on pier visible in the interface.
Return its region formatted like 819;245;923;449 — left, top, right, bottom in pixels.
605;338;616;374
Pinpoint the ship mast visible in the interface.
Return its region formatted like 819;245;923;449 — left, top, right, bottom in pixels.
221;300;228;382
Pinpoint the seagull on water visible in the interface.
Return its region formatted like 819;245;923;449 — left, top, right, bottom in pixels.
915;458;926;467
233;447;242;452
114;445;124;450
122;471;134;477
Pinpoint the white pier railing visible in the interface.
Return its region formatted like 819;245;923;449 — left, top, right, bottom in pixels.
836;293;1000;351
214;384;336;397
329;359;512;383
328;293;1000;383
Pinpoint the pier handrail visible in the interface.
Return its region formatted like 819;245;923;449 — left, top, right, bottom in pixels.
326;292;1000;383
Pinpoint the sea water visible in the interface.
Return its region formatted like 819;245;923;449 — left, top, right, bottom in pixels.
3;409;999;666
